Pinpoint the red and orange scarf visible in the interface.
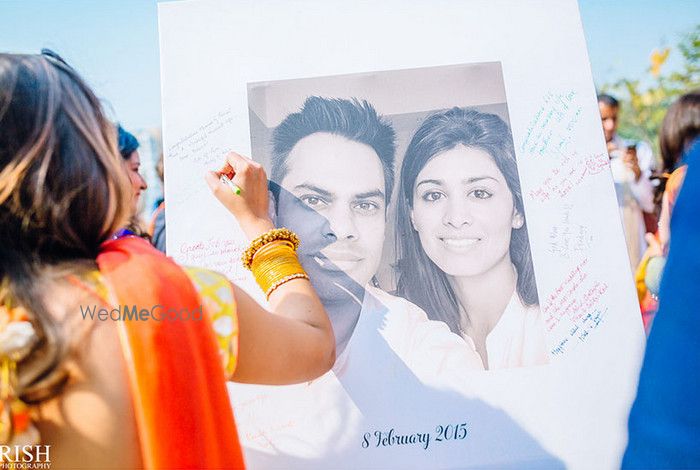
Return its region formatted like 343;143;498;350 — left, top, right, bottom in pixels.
97;236;245;469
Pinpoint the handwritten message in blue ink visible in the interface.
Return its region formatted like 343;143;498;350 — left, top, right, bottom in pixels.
520;90;582;158
167;108;235;167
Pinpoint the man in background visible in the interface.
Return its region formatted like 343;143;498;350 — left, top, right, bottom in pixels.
598;93;656;270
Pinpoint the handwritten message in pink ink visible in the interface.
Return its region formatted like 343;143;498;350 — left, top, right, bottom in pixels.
543;258;609;356
528;151;609;203
178;237;246;281
244;420;298;450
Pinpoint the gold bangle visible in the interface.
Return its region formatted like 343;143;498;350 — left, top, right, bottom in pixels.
250;241;308;299
251;242;302;285
241;228;300;270
265;273;310;299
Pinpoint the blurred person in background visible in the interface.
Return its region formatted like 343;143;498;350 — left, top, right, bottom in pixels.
598;93;656;270
622;127;700;469
656;90;700;252
117;124;149;237
634;90;700;329
149;152;166;253
0;50;334;468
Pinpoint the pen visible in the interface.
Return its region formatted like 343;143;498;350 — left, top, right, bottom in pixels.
219;174;242;195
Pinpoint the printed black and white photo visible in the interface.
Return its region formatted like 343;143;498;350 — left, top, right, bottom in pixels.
160;3;648;466
248;62;548;372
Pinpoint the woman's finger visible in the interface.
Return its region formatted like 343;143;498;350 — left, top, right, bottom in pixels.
224;151;258;173
205;170;235;204
217;162;234;178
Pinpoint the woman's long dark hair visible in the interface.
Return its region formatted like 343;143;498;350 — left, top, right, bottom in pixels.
395;107;538;335
659;90;700;173
0;51;131;406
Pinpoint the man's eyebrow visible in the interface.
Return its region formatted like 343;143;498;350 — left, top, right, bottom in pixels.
293;183;333;198
355;189;385;200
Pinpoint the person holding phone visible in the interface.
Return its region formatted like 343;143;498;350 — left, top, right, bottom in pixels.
598;94;656;270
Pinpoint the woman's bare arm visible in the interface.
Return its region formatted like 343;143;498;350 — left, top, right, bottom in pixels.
205;151;335;385
231;280;334;384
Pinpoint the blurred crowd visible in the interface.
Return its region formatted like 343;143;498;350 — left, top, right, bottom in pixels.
597;92;700;329
598;90;700;468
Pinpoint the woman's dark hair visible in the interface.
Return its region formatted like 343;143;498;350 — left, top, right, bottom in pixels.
0;51;131;404
659;90;700;172
115;124;150;238
395;107;538;335
117;124;140;160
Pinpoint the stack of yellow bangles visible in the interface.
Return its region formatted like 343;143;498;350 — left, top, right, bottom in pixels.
242;228;309;299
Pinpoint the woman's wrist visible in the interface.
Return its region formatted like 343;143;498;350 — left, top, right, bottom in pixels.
239;216;275;241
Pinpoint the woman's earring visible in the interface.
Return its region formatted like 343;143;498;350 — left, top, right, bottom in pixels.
512;212;524;229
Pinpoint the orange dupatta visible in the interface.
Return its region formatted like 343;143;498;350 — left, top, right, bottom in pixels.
96;236;245;469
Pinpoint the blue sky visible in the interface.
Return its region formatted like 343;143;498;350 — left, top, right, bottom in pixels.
1;0;698;131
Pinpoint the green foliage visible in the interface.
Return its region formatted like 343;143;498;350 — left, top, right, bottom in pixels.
601;25;700;153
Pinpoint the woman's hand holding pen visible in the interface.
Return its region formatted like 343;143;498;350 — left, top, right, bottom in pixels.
205;151;275;240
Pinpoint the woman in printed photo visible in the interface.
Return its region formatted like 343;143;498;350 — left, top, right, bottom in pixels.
395;107;549;370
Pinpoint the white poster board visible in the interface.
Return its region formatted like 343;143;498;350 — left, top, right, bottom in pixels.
158;1;645;468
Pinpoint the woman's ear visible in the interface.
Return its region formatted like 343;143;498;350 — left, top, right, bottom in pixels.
410;208;417;231
512;210;524;229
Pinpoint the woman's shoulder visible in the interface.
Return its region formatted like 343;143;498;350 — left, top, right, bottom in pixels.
181;266;233;291
180;267;239;376
75;264;238;356
180;266;238;317
78;262;236;312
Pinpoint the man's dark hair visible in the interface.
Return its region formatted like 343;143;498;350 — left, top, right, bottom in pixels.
597;93;619;108
270;96;396;201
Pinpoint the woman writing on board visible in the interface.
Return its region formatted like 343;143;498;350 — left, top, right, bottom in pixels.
0;51;334;468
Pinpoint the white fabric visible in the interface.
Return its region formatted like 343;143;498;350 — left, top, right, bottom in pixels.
228;286;483;466
333;285;484;381
609;134;656;268
462;290;549;370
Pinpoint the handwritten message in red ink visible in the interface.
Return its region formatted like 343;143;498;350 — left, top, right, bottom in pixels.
543;258;609;356
178;237;245;281
529;151;609;203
